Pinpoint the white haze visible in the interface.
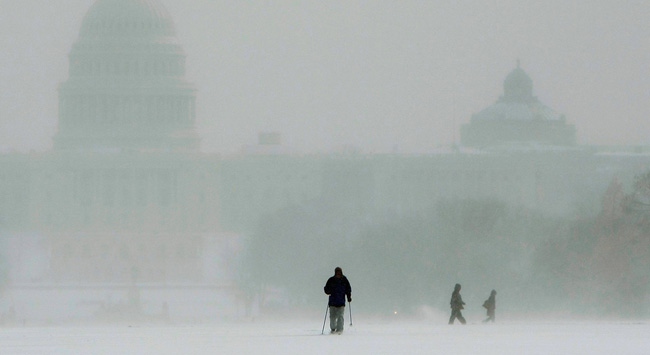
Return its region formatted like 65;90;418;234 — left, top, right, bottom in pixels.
0;0;650;346
1;0;649;154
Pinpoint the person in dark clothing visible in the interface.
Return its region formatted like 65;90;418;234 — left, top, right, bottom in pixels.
482;289;497;323
324;267;352;334
448;283;466;325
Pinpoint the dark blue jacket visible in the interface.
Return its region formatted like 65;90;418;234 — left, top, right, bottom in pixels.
324;275;352;307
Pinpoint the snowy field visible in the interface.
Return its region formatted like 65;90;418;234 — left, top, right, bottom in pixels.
0;319;649;354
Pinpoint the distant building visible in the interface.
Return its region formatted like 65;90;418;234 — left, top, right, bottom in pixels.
461;62;576;148
0;0;236;323
0;0;648;324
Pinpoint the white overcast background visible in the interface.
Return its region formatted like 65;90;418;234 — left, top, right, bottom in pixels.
0;0;649;154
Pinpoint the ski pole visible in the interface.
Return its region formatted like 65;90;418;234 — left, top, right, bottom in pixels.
321;304;329;334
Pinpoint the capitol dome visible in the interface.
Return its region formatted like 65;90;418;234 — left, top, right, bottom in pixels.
55;0;199;152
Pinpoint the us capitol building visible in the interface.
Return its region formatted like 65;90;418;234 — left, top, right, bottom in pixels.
0;0;647;322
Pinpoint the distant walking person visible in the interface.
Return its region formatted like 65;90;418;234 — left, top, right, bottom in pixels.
482;290;497;323
324;267;352;334
448;283;466;325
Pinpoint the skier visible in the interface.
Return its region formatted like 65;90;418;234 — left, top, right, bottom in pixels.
448;283;466;325
324;267;352;334
482;289;497;323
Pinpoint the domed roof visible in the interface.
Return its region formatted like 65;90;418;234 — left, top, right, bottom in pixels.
461;62;576;147
503;62;533;102
56;0;199;153
504;66;532;89
79;0;176;38
471;63;563;122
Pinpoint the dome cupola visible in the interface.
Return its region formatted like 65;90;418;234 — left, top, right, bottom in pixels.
503;60;533;103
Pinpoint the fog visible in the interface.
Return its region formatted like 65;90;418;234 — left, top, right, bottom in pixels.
0;0;650;337
1;0;650;153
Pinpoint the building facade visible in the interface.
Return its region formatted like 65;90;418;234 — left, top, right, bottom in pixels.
0;0;649;323
0;0;235;323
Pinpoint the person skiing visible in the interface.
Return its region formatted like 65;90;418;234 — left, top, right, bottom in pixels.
482;289;497;323
324;267;352;334
448;283;466;325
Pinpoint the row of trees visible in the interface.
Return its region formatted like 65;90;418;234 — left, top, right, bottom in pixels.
240;172;650;318
532;172;650;317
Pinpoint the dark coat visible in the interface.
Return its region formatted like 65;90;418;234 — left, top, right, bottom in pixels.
483;291;496;315
324;275;352;307
483;296;495;310
450;284;465;310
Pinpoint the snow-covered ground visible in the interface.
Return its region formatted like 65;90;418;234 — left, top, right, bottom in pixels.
0;318;649;354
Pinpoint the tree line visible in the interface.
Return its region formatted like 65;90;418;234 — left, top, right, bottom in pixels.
240;172;650;318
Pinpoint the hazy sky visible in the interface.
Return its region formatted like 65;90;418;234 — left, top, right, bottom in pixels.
1;0;649;154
